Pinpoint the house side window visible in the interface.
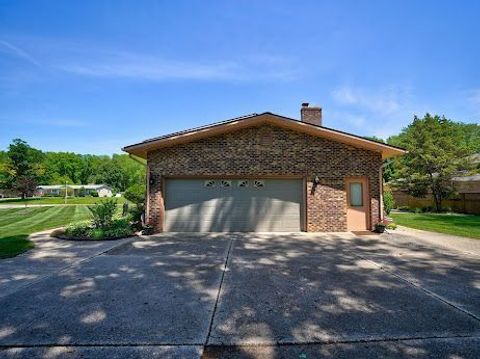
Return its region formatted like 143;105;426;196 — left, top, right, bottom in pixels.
349;182;363;207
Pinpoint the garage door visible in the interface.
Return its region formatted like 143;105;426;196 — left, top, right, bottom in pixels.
164;178;303;232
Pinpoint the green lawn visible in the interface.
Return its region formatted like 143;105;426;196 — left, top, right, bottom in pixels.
0;196;126;205
0;206;92;258
390;212;480;239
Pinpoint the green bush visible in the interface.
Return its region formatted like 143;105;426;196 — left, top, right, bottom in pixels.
124;183;145;205
129;204;144;230
102;218;132;238
383;190;395;215
89;199;117;228
63;218;133;240
64;220;92;238
90;190;99;197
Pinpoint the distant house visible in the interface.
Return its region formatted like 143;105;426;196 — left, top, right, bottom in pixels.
36;184;113;197
0;189;19;199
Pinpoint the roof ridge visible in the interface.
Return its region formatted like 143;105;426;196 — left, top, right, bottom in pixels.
137;113;260;145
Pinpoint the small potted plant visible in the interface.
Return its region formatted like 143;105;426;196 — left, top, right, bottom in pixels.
374;222;387;233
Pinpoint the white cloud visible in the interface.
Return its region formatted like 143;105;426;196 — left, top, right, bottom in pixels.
56;52;298;82
0;40;41;67
0;37;299;83
329;84;428;139
332;85;405;116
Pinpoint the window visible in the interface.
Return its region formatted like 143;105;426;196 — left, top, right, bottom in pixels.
204;180;216;188
253;180;265;188
238;180;249;187
349;182;363;207
220;180;232;188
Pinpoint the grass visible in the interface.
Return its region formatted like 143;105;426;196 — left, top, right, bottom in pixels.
390;212;480;239
0;206;92;258
0;196;126;205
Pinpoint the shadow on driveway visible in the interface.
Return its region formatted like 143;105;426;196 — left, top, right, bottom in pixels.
0;232;479;358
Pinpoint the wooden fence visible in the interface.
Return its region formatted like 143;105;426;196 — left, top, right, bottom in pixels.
392;191;480;215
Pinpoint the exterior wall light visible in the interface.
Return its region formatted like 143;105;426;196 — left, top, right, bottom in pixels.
313;176;320;185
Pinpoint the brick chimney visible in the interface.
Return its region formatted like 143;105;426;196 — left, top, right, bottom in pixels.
300;102;322;126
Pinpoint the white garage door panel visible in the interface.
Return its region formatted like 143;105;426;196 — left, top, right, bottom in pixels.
165;179;303;232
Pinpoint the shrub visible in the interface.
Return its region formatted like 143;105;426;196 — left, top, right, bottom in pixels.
383;190;395;215
89;199;117;228
90;190;99;197
124;183;145;205
64;220;92;238
414;207;422;214
63;218;133;240
102;218;133;238
129;204;144;230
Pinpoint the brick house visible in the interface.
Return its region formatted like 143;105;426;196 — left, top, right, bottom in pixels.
123;104;405;232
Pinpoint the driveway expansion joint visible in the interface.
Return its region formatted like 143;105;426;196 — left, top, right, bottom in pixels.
352;251;480;323
0;343;204;348
2;334;479;350
202;333;480;347
0;235;134;300
204;235;235;345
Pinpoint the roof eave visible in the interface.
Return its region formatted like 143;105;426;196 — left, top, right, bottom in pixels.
122;113;406;159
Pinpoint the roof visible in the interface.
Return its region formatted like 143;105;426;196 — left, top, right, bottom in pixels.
470;153;480;164
123;112;406;159
452;174;480;182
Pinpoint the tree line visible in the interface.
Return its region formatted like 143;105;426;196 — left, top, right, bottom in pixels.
0;139;145;198
1;115;479;210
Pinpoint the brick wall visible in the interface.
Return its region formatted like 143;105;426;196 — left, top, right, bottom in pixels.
147;124;382;232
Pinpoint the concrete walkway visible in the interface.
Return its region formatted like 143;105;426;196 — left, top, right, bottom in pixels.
391;225;480;257
0;230;134;299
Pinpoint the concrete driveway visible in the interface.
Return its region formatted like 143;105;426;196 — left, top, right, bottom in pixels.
0;231;479;358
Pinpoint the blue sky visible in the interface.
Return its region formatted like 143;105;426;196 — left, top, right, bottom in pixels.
1;0;479;154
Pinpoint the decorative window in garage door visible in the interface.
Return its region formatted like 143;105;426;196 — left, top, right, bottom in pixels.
238;180;249;187
220;180;232;188
253;180;265;188
204;180;216;188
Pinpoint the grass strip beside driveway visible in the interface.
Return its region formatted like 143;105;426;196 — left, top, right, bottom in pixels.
0;206;92;258
391;212;480;239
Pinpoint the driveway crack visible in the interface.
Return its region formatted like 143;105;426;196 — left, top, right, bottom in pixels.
204;234;235;346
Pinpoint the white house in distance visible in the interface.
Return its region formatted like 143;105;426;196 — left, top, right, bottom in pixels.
36;184;113;197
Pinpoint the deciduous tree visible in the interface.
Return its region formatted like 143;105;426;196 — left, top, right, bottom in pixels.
394;114;472;212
